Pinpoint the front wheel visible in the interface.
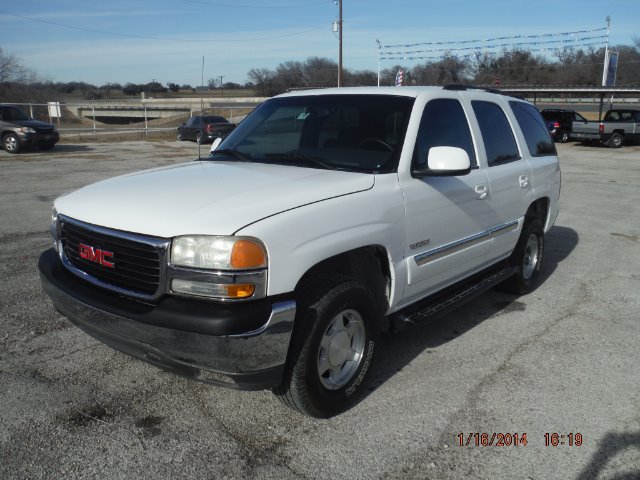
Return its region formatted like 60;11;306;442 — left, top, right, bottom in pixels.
500;219;544;294
273;279;379;418
176;130;184;141
3;133;20;154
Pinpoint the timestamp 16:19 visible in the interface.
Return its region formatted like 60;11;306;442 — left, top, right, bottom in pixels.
544;433;583;446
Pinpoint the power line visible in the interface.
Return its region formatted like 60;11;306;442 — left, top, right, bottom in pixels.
180;0;327;8
0;10;327;43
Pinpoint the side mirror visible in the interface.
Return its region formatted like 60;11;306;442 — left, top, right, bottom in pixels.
210;137;223;153
414;146;471;177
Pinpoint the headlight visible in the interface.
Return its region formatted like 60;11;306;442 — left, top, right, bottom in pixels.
169;236;268;301
19;127;36;134
171;236;267;270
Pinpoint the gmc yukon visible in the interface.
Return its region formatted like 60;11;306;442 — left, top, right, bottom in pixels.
39;86;561;417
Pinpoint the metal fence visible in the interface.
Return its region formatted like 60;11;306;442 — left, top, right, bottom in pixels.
5;101;258;139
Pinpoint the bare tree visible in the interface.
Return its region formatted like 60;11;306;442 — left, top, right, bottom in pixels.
247;67;277;96
0;47;33;83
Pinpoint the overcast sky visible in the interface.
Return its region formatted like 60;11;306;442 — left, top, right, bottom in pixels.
0;1;637;86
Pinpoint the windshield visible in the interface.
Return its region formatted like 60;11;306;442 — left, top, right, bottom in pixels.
208;94;414;173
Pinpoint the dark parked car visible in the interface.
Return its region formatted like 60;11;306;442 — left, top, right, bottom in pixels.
0;105;59;154
176;115;236;144
540;109;587;143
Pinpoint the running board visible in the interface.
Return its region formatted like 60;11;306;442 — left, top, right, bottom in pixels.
390;264;516;331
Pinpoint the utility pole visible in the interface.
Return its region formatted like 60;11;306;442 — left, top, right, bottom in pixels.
337;0;343;87
219;75;224;97
376;39;381;86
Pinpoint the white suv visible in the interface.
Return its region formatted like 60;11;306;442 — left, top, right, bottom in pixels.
39;86;560;417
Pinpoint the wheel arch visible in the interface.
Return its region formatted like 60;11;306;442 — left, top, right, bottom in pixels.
525;197;550;228
294;245;393;330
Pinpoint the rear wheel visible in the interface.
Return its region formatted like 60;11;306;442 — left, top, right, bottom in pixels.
608;133;623;148
501;219;544;294
559;130;570;143
3;133;20;154
196;132;204;144
273;278;379;418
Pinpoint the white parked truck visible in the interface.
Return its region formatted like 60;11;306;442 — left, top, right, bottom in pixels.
39;86;561;417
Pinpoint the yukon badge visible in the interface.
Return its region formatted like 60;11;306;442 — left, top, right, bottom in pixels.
79;243;115;268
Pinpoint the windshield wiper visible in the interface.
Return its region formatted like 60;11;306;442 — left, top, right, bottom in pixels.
263;152;334;170
208;148;252;162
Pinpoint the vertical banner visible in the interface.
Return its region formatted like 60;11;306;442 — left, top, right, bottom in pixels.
602;51;619;87
395;68;404;87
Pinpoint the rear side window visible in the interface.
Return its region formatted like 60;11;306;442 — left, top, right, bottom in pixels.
413;98;476;169
510;101;556;157
574;112;587;122
472;101;520;166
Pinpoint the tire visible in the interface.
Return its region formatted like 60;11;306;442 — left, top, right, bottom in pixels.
559;130;570;143
608;133;623;148
273;278;380;418
196;132;204;144
176;130;184;141
3;133;20;154
500;219;544;295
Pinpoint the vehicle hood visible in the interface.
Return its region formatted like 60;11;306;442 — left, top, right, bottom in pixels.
54;161;374;238
13;119;55;129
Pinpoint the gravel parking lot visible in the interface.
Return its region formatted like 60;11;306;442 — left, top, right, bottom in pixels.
1;141;639;480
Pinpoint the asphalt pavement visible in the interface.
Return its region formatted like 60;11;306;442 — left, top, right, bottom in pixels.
0;140;639;480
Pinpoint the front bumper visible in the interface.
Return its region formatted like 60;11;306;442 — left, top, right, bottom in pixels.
17;130;59;146
38;249;296;390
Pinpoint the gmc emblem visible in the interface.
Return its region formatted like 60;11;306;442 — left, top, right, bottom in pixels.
79;243;115;268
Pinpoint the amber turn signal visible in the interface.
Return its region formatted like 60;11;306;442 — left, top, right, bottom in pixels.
230;240;267;269
225;284;256;299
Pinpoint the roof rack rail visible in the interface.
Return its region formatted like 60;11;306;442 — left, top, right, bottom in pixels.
443;84;502;94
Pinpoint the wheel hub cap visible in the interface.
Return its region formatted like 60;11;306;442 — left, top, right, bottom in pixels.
328;331;351;366
317;309;366;390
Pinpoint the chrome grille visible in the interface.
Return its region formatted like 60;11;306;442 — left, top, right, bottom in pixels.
60;217;169;299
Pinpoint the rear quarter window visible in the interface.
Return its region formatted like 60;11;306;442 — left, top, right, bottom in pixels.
510;101;557;157
471;101;520;166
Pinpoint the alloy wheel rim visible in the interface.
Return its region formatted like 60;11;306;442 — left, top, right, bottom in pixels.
317;309;366;390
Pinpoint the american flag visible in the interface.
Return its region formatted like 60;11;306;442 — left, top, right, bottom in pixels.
395;68;404;87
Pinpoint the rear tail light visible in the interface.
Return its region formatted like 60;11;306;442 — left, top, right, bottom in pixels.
553;122;561;128
206;124;214;133
599;123;604;134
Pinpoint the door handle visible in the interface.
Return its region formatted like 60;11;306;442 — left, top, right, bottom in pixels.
475;184;488;200
519;175;529;188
